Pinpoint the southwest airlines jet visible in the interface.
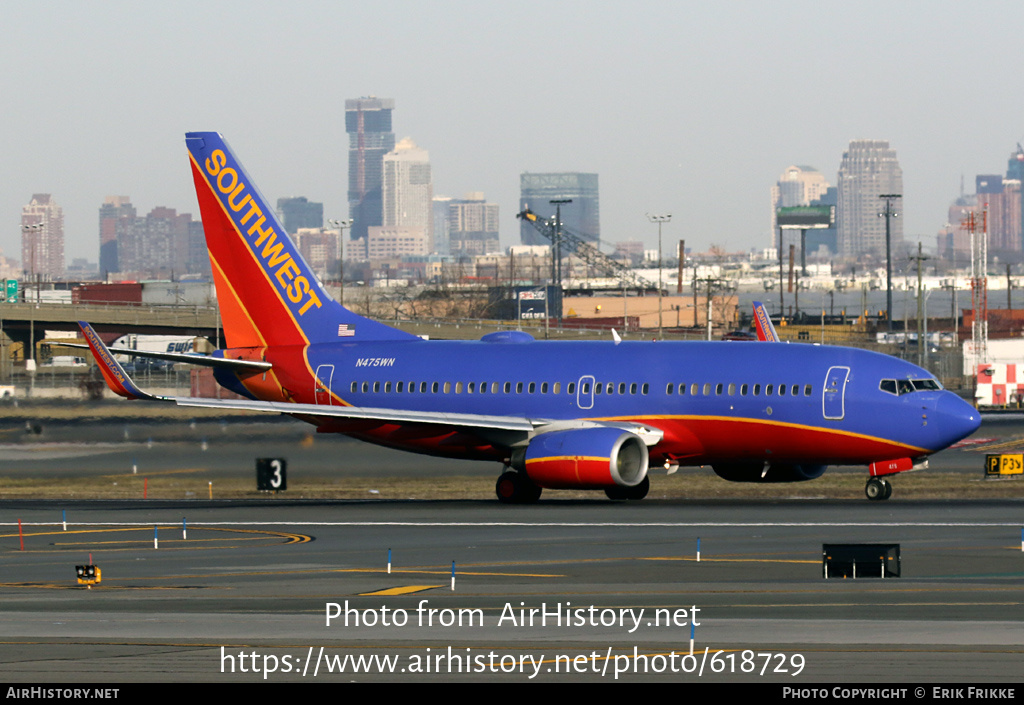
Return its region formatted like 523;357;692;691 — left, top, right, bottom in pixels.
79;132;981;503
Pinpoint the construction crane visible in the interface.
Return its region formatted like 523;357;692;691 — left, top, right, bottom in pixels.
515;208;658;292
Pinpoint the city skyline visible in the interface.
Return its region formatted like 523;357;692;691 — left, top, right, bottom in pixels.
3;2;1024;266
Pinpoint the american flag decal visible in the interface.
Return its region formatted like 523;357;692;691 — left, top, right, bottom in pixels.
338;324;356;337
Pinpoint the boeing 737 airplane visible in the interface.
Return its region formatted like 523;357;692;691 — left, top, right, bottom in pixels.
79;132;981;503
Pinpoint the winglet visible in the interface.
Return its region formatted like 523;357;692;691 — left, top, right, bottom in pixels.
77;322;169;401
751;301;780;342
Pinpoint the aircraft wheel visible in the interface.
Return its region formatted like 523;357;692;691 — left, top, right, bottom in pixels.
865;477;887;501
605;475;650;501
881;479;892;500
496;471;542;504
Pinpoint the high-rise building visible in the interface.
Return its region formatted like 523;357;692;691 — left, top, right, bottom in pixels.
977;174;1022;259
346;97;396;240
837;140;903;258
99;196;135;276
448;192;499;257
276;197;323;234
770;166;830;245
382;138;432;249
116;206;196;279
519;173;599;247
21;194;64;280
432;196;453;256
292;228;339;280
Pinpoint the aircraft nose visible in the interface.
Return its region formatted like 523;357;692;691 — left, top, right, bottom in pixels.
932;393;981;447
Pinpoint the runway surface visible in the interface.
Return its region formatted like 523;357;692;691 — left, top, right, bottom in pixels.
0;413;1022;682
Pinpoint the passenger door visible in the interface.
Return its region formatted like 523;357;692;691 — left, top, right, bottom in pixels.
822;366;850;420
315;364;335;405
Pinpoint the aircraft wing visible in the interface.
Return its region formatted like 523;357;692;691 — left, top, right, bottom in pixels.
751;301;781;342
67;332;272;372
78;320;539;433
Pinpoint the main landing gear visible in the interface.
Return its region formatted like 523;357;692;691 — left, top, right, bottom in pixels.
495;471;542;504
865;477;892;501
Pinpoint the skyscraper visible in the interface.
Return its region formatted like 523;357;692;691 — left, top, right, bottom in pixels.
448;193;500;257
770;165;829;245
21;194;64;280
99;195;135;276
276;196;323;234
836;140;903;258
346;97;395;240
381;138;433;248
519;173;599;247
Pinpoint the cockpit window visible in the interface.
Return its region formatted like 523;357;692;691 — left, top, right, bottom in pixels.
880;378;943;396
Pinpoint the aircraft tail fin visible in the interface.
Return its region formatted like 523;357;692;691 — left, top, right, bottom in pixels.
185;132;417;348
78;322;169;401
752;301;781;342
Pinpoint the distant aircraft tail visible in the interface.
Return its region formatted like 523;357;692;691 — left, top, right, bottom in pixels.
185;132;416;348
752;301;781;342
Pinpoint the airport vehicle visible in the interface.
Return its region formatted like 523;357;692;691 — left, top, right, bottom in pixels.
80;132;981;503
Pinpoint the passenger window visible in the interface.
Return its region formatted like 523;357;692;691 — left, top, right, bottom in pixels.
641;383;648;395
443;382;451;393
431;382;439;393
541;382;549;394
804;384;812;396
766;384;773;395
595;382;603;395
606;383;614;394
568;382;576;394
679;384;686;395
740;384;748;395
666;383;674;395
554;382;561;394
702;383;711;395
455;382;463;394
503;382;511;393
582;382;591;393
620;383;627;395
728;383;736;395
528;382;536;394
631;383;638;394
420;382;428;393
791;384;799;396
491;382;499;393
778;385;785;396
753;384;761;395
516;382;524;393
351;381;357;393
362;382;369;393
384;382;391;393
397;381;404;393
715;383;723;395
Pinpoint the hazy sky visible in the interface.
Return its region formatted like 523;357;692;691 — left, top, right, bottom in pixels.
3;1;1023;265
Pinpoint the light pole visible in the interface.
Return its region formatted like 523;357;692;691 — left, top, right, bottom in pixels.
879;194;901;331
647;214;671;339
328;218;353;306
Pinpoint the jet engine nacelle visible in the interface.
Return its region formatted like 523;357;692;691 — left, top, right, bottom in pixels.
511;427;649;489
712;461;827;483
